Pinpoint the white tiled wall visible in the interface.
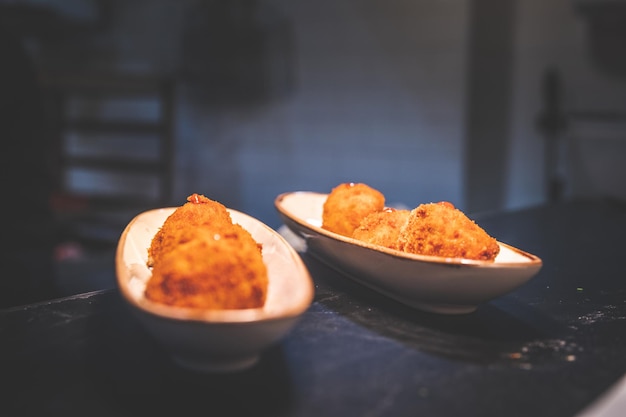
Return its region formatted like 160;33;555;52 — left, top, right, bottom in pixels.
39;0;626;229
174;0;468;227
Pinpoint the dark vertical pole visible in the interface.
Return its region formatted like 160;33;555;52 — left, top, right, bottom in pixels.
536;68;566;203
463;0;515;213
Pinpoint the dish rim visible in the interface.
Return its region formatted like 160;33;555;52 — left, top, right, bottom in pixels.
274;191;543;269
116;206;315;324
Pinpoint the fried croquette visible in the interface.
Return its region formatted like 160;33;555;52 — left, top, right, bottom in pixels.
148;193;234;267
351;207;410;250
145;227;268;309
397;201;500;261
144;193;268;309
322;182;385;237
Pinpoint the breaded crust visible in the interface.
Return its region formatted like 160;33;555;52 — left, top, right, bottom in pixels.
148;193;233;266
145;227;268;309
322;183;385;237
145;193;268;309
397;202;500;261
352;208;410;250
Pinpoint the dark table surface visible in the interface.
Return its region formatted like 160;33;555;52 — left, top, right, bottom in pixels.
2;198;626;417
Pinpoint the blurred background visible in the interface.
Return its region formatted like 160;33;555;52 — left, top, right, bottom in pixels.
1;0;625;302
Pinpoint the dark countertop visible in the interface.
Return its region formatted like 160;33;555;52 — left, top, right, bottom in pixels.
2;198;626;417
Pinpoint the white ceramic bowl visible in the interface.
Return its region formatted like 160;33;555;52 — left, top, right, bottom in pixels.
116;207;314;373
275;191;542;315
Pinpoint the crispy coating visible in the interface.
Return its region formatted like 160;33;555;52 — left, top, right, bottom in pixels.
352;207;410;250
145;227;268;309
322;183;385;237
397;201;500;261
148;193;234;267
144;193;268;309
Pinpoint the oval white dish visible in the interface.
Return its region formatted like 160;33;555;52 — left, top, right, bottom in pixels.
116;207;314;372
275;191;542;315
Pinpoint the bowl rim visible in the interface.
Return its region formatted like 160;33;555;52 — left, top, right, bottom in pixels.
274;191;543;269
116;207;315;324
